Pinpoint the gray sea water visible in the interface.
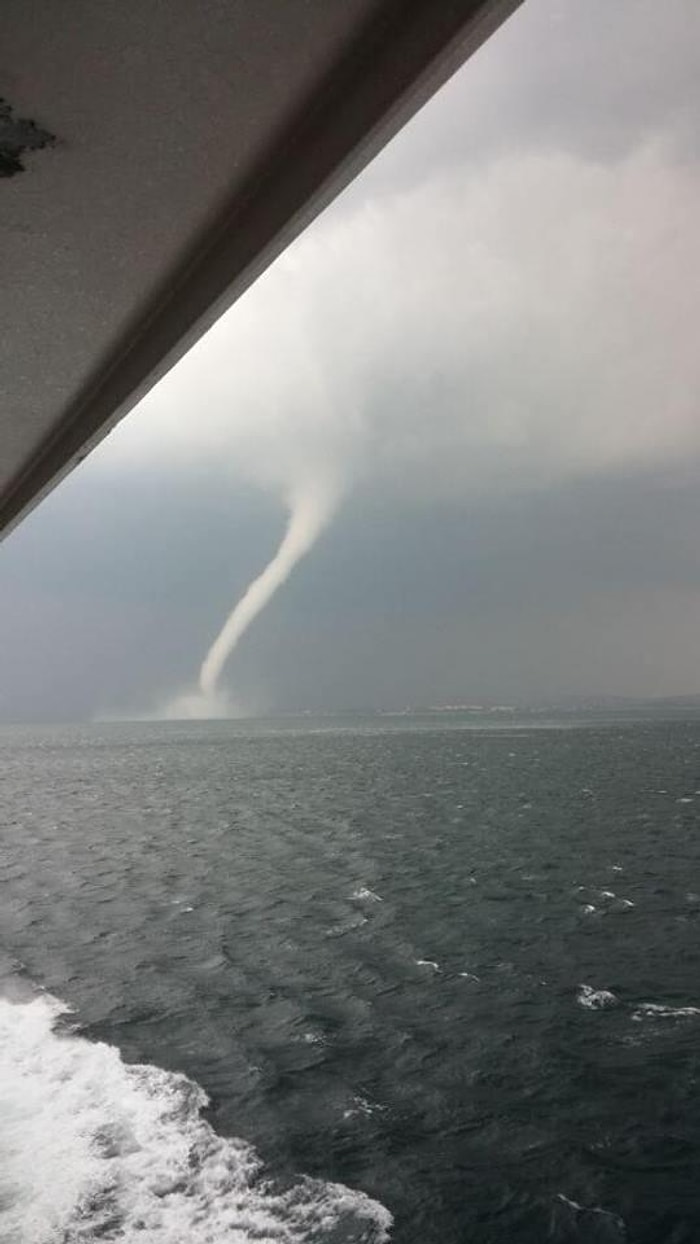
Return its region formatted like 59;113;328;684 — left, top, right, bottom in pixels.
3;717;700;1243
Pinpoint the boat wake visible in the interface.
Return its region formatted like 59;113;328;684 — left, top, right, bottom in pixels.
0;992;392;1243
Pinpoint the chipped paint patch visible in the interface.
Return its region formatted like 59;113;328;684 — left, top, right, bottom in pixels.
0;98;56;177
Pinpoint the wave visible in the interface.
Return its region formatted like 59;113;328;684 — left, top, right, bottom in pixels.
554;1194;626;1240
631;1001;700;1022
577;984;618;1010
342;1096;387;1122
351;888;383;903
0;993;392;1244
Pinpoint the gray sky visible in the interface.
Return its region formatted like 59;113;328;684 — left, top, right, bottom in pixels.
2;0;700;721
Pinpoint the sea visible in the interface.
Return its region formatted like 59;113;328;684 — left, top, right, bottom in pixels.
3;715;700;1244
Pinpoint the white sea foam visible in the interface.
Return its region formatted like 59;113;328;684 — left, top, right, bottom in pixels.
326;914;368;937
342;1095;387;1122
351;887;383;903
631;1001;700;1022
581;904;597;915
458;971;480;982
555;1194;626;1237
300;1031;325;1046
415;960;440;972
0;994;392;1244
577;984;618;1010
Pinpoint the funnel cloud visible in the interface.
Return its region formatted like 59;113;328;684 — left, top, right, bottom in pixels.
199;482;339;699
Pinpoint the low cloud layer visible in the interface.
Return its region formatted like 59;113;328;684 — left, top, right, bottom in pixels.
106;143;700;504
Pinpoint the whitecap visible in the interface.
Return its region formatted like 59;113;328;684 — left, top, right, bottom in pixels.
300;1031;326;1046
577;984;618;1010
554;1194;626;1238
351;887;383;903
631;1001;700;1022
581;904;597;915
326;914;368;937
0;994;392;1244
415;959;440;972
458;972;480;982
342;1095;387;1121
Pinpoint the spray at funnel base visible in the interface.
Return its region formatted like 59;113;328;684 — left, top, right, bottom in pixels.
199;484;337;699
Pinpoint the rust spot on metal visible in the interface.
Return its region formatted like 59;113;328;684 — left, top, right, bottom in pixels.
0;97;56;177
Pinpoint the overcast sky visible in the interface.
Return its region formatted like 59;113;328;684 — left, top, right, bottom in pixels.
3;0;700;721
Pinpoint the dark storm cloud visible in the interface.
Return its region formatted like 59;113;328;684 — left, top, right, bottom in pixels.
0;467;281;719
4;455;700;719
240;466;700;707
